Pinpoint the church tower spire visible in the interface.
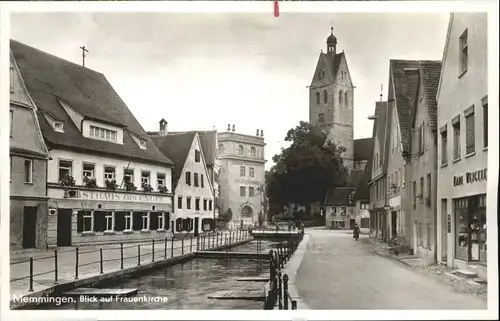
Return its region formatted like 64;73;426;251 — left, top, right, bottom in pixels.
326;26;337;55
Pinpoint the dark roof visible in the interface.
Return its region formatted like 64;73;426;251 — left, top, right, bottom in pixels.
354;165;371;201
151;132;197;190
11;39;173;166
353;138;373;161
346;169;365;187
389;60;421;154
319;52;345;82
195;131;216;167
374;101;389;175
374;102;388;158
324;187;356;206
149;130;216;167
418;61;442;132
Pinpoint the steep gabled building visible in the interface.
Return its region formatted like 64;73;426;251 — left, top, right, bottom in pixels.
368;101;390;240
149;122;220;221
11;40;174;247
151;131;215;236
9;50;50;250
407;60;442;264
436;13;488;280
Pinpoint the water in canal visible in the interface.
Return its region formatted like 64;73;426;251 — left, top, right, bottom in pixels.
40;240;277;310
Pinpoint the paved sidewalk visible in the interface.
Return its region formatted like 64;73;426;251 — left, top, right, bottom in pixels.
9;230;250;298
367;237;488;300
294;229;487;309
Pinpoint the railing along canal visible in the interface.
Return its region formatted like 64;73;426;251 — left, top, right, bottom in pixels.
264;229;304;310
10;229;251;293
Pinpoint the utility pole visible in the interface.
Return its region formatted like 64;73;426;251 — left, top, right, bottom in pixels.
80;46;89;67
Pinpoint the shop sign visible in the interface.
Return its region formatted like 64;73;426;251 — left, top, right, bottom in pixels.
453;168;487;187
80;191;171;204
447;214;451;233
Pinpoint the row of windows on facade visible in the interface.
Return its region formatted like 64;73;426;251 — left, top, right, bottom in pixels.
240;186;258;197
315;90;349;106
184;171;206;188
370;172;433;209
57;160;167;189
240;166;256;178
76;211;169;233
440;102;488;166
219;144;258;158
371;103;488;196
177;196;213;211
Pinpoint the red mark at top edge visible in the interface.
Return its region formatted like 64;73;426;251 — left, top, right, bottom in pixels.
274;0;279;18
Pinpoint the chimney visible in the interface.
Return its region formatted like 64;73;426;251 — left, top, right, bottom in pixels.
227;124;231;131
256;129;260;136
260;129;264;137
232;124;235;132
159;119;168;136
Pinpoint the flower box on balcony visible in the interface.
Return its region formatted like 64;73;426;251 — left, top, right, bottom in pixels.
125;181;137;191
105;179;117;191
142;183;154;192
84;177;98;188
60;175;75;187
158;185;169;193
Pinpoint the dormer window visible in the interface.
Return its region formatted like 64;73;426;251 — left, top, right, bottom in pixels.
90;125;117;142
139;139;147;149
54;121;64;133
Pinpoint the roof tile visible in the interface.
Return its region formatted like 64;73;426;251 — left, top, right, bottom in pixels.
11;39;173;166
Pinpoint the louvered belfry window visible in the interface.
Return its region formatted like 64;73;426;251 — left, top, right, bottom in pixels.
465;106;475;155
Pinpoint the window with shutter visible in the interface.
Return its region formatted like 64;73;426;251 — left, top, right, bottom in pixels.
441;129;448;165
483;102;488;148
465;107;475;155
452;118;461;160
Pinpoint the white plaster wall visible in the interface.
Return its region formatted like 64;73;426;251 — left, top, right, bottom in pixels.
436;13;488;267
174;134;214;225
47;149;172;192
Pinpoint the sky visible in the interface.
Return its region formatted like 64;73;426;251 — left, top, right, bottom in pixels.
11;12;449;169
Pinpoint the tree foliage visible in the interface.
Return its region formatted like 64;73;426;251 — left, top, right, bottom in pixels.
266;121;348;212
218;208;233;222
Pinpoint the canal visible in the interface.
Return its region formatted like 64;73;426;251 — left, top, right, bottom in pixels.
38;240;277;310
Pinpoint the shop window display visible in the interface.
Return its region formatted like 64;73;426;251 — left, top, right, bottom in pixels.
454;195;487;262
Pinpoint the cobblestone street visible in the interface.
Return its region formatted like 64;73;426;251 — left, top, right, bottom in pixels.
295;229;487;309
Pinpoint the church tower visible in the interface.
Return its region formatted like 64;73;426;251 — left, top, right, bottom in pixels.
309;27;354;170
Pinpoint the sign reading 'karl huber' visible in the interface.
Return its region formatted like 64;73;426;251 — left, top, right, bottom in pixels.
453;168;487;187
80;191;170;203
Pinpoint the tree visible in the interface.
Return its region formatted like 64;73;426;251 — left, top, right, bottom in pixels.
257;212;264;228
266;121;348;215
218;208;233;222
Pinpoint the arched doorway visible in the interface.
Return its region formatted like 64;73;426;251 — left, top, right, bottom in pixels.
241;206;253;218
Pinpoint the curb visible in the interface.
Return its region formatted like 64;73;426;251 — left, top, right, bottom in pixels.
281;233;311;310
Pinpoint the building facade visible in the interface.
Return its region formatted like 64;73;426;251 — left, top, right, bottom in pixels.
368;101;390;240
309;28;354;170
406;61;442;264
436;13;488;280
385;60;420;248
9;51;50;250
11;40;174;247
149;122;220;222
217;125;266;226
151;130;215;236
324;187;357;229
